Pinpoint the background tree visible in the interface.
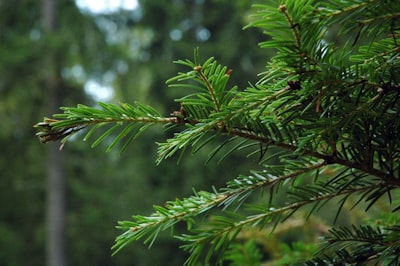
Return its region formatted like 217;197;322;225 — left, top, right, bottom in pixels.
0;0;117;264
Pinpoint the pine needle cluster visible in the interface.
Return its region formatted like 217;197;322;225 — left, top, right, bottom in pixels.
35;0;400;264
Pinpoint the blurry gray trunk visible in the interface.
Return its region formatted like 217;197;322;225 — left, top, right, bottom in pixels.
43;0;67;266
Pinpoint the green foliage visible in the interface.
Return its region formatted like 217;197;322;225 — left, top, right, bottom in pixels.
305;224;400;265
35;0;400;264
35;101;166;152
273;242;318;265
223;240;263;266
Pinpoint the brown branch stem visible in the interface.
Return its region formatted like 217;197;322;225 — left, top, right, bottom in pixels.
279;5;301;49
225;126;399;185
194;66;221;112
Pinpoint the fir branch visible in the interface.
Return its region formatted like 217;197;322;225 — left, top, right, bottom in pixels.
320;0;376;18
34;1;400;264
305;224;400;265
179;179;388;265
220;125;399;184
34;102;176;151
112;162;326;255
359;12;400;26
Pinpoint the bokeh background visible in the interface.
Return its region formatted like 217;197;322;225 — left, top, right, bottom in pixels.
0;1;269;265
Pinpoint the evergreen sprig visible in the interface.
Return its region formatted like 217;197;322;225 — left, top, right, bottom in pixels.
34;101;171;152
304;224;400;265
35;0;400;265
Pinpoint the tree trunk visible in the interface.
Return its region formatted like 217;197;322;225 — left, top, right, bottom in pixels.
42;0;67;265
46;146;66;266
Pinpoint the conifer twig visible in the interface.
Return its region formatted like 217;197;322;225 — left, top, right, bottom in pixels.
194;65;221;112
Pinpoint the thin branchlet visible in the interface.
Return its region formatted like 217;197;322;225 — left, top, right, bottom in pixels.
194;65;221;112
279;5;301;49
34;116;175;144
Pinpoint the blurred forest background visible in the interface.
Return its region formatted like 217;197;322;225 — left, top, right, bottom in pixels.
2;0;387;265
0;0;270;265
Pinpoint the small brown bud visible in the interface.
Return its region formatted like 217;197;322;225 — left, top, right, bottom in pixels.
287;80;301;90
